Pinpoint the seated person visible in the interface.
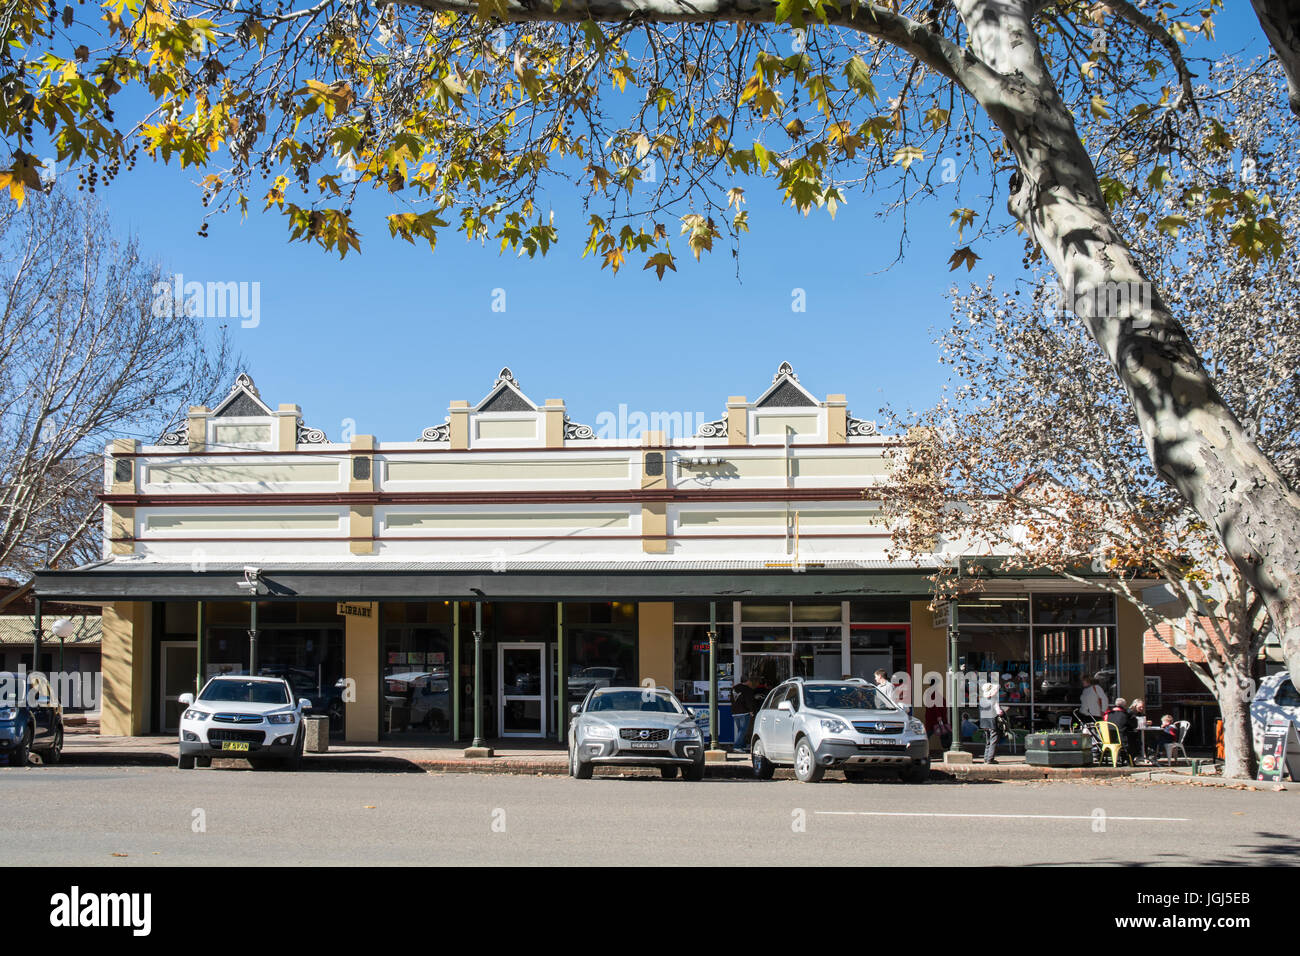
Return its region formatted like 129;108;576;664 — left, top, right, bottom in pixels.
1102;698;1136;757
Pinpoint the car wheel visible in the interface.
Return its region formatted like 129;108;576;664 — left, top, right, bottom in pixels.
794;737;824;783
683;762;705;782
901;761;930;784
177;753;195;770
40;728;63;765
570;747;593;780
196;757;212;768
751;738;776;780
10;729;31;767
660;766;679;780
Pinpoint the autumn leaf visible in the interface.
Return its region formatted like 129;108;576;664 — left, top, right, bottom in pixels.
948;246;980;271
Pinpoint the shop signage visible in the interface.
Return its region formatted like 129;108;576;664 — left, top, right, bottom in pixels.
336;602;374;619
1257;719;1300;783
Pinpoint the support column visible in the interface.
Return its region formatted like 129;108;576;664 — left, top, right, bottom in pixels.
343;603;380;743
556;602;566;743
100;602;152;736
464;601;494;757
452;601;461;741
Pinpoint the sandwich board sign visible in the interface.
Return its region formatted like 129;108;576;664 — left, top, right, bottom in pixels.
1257;719;1300;783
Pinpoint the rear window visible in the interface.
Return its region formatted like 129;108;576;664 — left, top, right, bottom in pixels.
200;680;290;705
803;684;895;711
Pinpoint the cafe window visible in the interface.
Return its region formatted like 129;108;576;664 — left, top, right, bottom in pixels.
673;603;734;704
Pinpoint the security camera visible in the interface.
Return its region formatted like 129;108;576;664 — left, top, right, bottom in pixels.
243;566;262;579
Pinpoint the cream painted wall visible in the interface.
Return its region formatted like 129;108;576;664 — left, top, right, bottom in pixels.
1117;598;1147;704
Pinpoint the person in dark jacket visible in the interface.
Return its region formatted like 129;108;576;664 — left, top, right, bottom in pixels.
1102;698;1135;758
730;675;758;753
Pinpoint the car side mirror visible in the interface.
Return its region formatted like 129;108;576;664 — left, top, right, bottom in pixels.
777;700;793;713
569;704;582;717
178;693;194;707
299;698;312;711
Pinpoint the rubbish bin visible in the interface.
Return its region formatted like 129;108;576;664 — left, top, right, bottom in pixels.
303;715;330;753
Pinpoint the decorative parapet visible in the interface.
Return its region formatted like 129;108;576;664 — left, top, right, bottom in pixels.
695;417;727;438
296;420;329;444
158;421;188;446
419;420;451;443
563;418;594;440
846;412;879;437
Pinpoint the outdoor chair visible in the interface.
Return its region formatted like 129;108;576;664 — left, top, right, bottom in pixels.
1162;721;1191;766
1096;720;1130;767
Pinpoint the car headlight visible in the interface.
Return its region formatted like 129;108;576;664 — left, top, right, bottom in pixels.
908;719;926;736
820;718;850;735
267;712;297;724
674;724;701;739
583;724;615;739
0;707;17;721
182;708;210;722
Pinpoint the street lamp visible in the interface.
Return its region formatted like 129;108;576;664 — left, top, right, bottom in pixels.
51;617;75;675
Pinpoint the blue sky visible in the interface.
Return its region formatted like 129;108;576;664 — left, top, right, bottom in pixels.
88;7;1269;444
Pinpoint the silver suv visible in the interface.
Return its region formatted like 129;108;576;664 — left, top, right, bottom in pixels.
568;686;706;780
749;678;930;783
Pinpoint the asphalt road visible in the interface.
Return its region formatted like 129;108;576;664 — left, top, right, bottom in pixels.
0;766;1295;866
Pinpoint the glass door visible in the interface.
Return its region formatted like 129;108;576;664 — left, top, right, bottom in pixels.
498;643;547;738
160;642;198;732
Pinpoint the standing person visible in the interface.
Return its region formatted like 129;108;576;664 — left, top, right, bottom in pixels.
874;669;898;707
730;674;757;754
1080;674;1109;720
979;682;1004;765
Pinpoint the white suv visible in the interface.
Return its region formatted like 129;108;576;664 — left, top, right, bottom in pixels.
749;678;931;783
177;675;311;770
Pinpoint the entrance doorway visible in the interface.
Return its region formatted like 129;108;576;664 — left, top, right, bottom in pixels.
160;641;198;732
498;643;547;738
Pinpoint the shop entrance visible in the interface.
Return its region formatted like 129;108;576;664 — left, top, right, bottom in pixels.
498;643;548;738
160;641;198;732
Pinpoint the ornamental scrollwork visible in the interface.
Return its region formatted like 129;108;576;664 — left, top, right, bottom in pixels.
297;421;328;444
419;420;451;442
564;418;595;440
846;413;879;437
696;417;727;438
158;422;189;446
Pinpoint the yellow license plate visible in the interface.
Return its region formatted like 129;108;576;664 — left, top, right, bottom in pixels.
221;741;250;752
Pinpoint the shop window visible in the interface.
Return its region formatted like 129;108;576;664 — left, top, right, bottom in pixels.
673;624;734;703
849;599;911;623
957;597;1030;625
1031;593;1116;626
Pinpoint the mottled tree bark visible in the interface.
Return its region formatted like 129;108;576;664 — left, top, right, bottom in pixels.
1253;0;1300;116
1216;675;1257;779
955;0;1300;688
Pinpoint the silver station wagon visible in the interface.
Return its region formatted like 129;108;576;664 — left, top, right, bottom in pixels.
749;678;930;783
568;686;706;780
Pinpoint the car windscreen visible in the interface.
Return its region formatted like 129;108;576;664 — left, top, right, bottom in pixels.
0;674;27;705
199;680;291;705
587;691;682;714
803;684;894;711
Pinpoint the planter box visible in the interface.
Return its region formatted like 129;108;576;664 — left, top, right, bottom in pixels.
1025;733;1093;767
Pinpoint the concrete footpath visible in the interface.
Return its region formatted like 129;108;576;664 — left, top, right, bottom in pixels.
47;734;1183;782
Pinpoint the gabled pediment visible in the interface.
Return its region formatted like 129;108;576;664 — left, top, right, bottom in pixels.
476;367;537;412
754;361;819;408
212;373;273;418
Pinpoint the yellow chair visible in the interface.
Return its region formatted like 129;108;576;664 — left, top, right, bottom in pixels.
1096;721;1128;767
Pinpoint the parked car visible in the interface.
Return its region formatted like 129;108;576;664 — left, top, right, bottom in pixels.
384;671;451;731
1251;670;1300;755
0;672;64;767
177;675;311;770
258;665;346;729
749;677;931;783
568;686;705;780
